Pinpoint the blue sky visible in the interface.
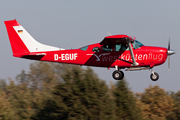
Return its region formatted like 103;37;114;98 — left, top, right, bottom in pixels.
0;1;179;92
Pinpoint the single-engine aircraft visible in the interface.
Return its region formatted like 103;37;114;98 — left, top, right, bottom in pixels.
4;19;176;81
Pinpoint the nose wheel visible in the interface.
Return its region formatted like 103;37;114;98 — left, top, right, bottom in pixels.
112;70;124;80
150;70;159;81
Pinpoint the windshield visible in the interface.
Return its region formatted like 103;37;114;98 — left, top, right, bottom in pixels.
114;40;144;51
132;40;144;49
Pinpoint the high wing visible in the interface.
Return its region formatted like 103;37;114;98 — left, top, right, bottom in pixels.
100;35;139;66
100;35;134;45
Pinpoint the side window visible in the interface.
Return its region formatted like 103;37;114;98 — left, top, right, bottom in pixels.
115;44;129;51
102;45;112;52
121;44;129;51
92;47;99;52
115;44;121;51
80;45;89;51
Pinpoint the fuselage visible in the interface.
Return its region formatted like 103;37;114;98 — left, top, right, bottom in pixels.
24;41;168;69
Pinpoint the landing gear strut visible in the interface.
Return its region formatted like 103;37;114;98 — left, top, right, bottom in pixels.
150;69;159;81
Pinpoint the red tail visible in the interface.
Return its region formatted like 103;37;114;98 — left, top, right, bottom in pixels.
4;19;29;57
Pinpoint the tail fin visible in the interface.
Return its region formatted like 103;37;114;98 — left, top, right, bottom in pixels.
4;19;64;57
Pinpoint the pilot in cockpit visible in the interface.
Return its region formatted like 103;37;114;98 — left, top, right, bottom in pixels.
120;44;128;51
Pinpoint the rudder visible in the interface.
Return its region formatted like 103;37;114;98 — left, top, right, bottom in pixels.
4;19;29;57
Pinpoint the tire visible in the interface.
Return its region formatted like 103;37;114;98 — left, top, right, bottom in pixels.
150;72;159;81
112;70;124;80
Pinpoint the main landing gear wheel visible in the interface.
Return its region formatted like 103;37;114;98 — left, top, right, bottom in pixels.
150;72;159;81
112;70;124;80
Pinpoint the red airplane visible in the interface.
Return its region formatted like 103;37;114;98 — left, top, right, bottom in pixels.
4;19;175;81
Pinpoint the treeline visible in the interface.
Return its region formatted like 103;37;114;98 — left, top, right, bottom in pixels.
0;61;180;120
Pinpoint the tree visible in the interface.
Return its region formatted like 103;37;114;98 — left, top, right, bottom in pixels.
27;62;62;119
8;62;63;120
50;65;115;120
6;80;35;120
16;70;31;86
113;79;142;120
29;61;59;90
137;85;175;120
169;90;180;120
0;81;13;120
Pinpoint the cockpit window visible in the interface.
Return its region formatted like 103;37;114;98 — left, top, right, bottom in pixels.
114;40;143;51
115;44;128;51
132;40;144;49
102;45;112;51
80;45;89;51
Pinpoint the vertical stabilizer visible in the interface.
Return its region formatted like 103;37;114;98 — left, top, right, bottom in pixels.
4;20;29;57
4;19;64;57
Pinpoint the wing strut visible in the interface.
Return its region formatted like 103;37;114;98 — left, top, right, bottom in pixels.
127;41;139;66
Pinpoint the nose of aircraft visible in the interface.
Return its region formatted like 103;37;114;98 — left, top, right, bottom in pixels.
167;49;176;55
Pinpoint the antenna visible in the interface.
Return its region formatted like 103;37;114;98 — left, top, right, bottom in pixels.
107;31;112;36
66;43;72;49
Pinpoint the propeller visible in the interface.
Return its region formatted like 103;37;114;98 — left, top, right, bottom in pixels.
167;37;176;70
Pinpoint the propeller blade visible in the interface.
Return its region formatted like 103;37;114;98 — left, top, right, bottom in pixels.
167;37;175;70
168;55;170;70
168;37;170;70
168;37;170;50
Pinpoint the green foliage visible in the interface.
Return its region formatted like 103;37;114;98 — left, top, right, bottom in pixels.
113;79;142;120
169;91;180;120
0;61;178;120
137;85;175;120
51;65;115;120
